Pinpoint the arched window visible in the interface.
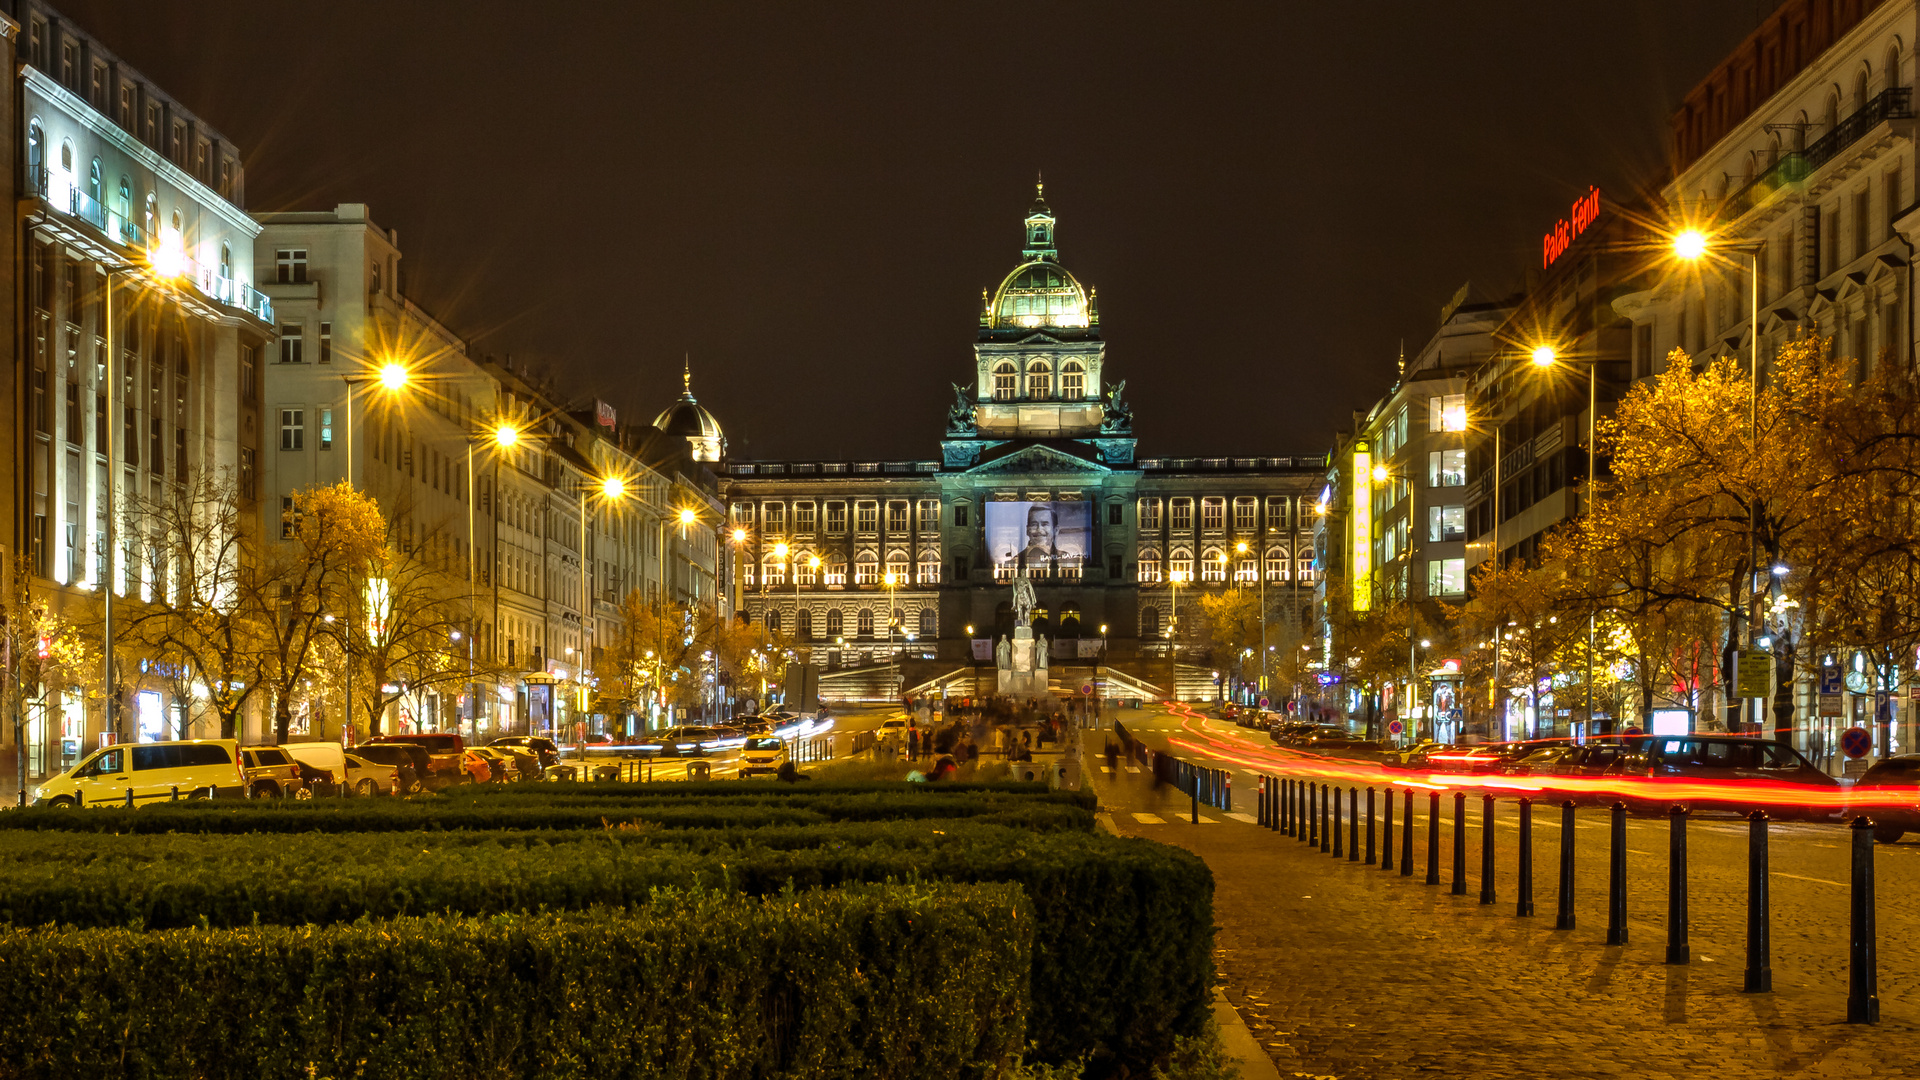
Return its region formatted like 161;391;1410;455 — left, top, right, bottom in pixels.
766;610;782;634
144;191;156;239
59;139;71;172
1141;606;1162;638
116;177;130;229
854;551;878;585
797;609;813;640
1234;550;1258;584
1026;359;1051;399
88;159;100;204
26;121;43;182
826;609;844;636
1138;548;1163;583
1765;135;1779;169
1854;65;1870;111
1792;110;1808;151
1297;546;1317;582
370;261;382;295
918;608;936;637
884;549;909;583
1031;603;1051;639
1200;547;1226;583
916;551;940;584
1887;42;1904;94
825;555;847;587
993;362;1017;401
762;556;786;586
1060;360;1084;399
219;241;231;283
1168;548;1193;582
1266;545;1290;583
795;554;817;586
1825;90;1840;132
856;608;875;639
1059;601;1081;639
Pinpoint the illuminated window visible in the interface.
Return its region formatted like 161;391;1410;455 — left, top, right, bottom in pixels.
1201;548;1226;583
855;502;878;533
886;501;909;532
854;552;878;585
1139;498;1162;530
916;552;940;584
762;557;786;587
1201;498;1225;530
1265;546;1289;582
319;408;333;451
1138;549;1162;583
1426;558;1467;596
1428;505;1466;542
1061;361;1084;398
826;502;847;533
1233;497;1257;531
1429;393;1467;432
796;555;817;586
885;550;910;581
1169;548;1193;580
825;556;847;587
794;502;817;532
1026;360;1051;399
1234;554;1257;584
1170;499;1192;531
993;362;1017;401
1298;547;1317;582
1428;450;1466;487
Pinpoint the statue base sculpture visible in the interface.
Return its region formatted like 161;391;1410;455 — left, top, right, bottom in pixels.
996;625;1050;699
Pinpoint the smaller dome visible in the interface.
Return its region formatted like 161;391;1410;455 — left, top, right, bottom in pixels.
652;365;727;462
991;260;1090;330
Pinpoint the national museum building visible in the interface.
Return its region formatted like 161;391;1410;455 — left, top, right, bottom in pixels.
719;188;1324;698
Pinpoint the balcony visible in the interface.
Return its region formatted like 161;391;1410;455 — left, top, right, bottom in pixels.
1723;87;1912;220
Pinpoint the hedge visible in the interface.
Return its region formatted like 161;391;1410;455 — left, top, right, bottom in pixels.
0;792;1093;835
0;824;1211;1076
0;883;1030;1080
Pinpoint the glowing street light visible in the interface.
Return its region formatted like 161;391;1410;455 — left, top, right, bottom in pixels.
1530;344;1557;367
602;476;628;500
379;362;410;391
493;423;521;448
1671;228;1709;262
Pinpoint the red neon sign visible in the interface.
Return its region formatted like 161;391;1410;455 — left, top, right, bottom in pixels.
1542;186;1602;268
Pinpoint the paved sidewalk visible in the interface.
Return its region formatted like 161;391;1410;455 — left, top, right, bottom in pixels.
1084;719;1920;1079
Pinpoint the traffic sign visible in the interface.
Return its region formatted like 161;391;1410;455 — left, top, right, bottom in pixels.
1841;726;1873;759
1257;696;1270;708
1820;665;1843;695
1080;683;1093;696
1387;719;1404;736
1735;650;1772;698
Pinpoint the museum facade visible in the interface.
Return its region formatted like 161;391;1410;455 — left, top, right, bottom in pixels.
720;187;1324;697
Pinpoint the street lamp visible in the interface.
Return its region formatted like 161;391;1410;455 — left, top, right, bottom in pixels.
883;570;900;699
1236;539;1267;706
1672;226;1766;735
341;359;413;490
1529;342;1602;739
1168;568;1190;661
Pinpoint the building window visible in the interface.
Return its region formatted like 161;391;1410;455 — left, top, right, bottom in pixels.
320;408;333;450
1265;496;1289;530
993;362;1017;401
826;502;847;533
797;609;814;640
239;448;256;499
731;502;754;528
1169;498;1192;531
1429;505;1466;542
1265;546;1289;582
1026;360;1052;399
1139;498;1162;530
1233;497;1257;531
825;609;844;637
917;500;939;530
854;553;879;585
855;502;878;533
1427;557;1467;596
1298;547;1317;582
276;249;308;284
282;496;299;539
1428;449;1466;487
795;555;817;586
794;502;817;532
240;346;258;400
1168;548;1193;581
884;550;910;583
762;557;786;587
1201;498;1225;530
953;503;969;527
886;501;909;532
952;554;969;581
279;409;305;451
917;553;940;584
856;608;875;639
1107;502;1123;526
1429;393;1466;432
278;325;303;364
765;610;781;634
1061;361;1084;399
1201;548;1226;583
824;556;847;587
1138;549;1162;583
316;322;332;365
1141;606;1161;638
762;502;786;534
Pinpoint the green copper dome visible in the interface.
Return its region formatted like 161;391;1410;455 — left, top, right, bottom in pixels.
982;180;1097;333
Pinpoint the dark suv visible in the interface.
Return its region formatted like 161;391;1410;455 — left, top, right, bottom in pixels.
1852;755;1920;842
370;733;468;786
240;746;307;799
1628;735;1838;817
490;736;560;768
349;743;431;793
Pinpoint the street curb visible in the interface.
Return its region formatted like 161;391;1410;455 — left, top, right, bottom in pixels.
1213;986;1282;1080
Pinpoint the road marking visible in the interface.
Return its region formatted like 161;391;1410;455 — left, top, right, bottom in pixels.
1773;872;1847;887
1133;813;1166;824
1226;813;1259;824
1125;765;1140;774
1193;816;1219;824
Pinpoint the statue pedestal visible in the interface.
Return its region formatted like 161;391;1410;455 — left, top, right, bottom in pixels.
996;626;1048;699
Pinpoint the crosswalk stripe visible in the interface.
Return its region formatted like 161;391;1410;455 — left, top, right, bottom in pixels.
1225;813;1259;824
1132;813;1165;823
1125;765;1140;773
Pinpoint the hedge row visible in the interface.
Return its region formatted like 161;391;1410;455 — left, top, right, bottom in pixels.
476;779;1097;805
0;883;1030;1080
0;823;1212;1074
0;792;1093;834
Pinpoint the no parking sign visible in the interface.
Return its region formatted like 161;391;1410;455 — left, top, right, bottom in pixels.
1841;726;1873;759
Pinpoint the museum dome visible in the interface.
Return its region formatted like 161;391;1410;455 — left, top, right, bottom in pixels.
652;364;727;461
981;179;1098;333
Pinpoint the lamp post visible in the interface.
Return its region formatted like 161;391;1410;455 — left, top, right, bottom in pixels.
1169;569;1190;662
1672;228;1765;736
768;541;787;631
1237;539;1267;706
1527;343;1600;740
883;571;900;700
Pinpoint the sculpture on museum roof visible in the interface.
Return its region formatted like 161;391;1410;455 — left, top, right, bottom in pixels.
1101;379;1133;434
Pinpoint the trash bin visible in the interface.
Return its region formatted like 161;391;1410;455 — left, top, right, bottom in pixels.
593;765;621;783
688;761;712;781
544;765;577;783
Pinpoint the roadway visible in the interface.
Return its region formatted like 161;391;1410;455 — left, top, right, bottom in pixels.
552;705;906;781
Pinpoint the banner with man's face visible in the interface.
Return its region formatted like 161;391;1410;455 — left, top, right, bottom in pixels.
986;501;1090;571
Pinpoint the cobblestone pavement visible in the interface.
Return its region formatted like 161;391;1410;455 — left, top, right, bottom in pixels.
1089;707;1920;1079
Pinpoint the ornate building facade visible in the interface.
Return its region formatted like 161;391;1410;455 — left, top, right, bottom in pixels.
722;188;1323;698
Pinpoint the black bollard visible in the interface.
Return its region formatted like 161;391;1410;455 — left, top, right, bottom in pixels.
1667;805;1690;965
1401;789;1414;877
1606;801;1628;946
1270;777;1280;832
1556;801;1576;930
1284;778;1294;836
1848;815;1879;1024
1258;777;1267;827
1426;792;1441;885
125;789;134;809
1451;792;1468;895
170;785;180;802
1381;786;1394;871
1365;787;1377;865
1480;793;1496;905
1516;798;1534;917
1332;786;1345;857
1308;783;1319;847
1321;784;1332;853
1348;787;1359;862
1191;780;1199;825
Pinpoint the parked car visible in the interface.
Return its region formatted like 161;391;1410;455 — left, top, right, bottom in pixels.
33;739;247;806
348;743;429;794
461;748;495;784
1499;745;1584;777
1379;740;1446;768
487;745;541;781
1628;734;1839;817
282;742;352;797
1412;743;1534;775
1854;755;1920;842
342;753;401;796
739;736;790;777
653;726;725;757
240;745;309;798
733;718;774;737
489;736;559;768
371;733;468;786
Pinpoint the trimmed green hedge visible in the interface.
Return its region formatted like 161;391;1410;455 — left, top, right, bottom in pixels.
0;883;1030;1080
0;791;1093;834
0;823;1209;1076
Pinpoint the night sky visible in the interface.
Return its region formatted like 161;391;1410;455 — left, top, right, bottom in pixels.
64;1;1770;462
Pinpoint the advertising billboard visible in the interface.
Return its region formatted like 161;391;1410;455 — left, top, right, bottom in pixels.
985;501;1091;574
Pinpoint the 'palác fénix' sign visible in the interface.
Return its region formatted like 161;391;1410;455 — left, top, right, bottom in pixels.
1542;186;1601;268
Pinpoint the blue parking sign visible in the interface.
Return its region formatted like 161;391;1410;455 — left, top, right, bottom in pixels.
1820;665;1843;695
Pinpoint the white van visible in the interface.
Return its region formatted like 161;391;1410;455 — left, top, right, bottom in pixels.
34;739;247;807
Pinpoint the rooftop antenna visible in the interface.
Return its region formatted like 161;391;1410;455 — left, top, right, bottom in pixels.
1397;339;1406;378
